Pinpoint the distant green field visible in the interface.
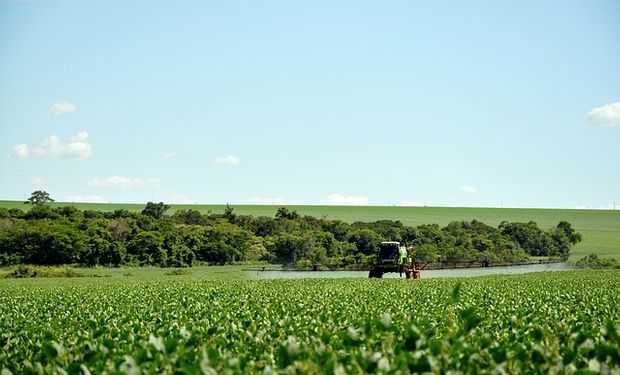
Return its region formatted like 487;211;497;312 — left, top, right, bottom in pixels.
1;200;618;260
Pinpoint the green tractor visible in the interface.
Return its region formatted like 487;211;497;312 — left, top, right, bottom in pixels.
368;241;421;279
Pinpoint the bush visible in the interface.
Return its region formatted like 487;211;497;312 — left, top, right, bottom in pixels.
196;241;239;265
2;221;88;265
0;252;23;267
127;231;166;266
5;265;85;278
270;234;315;264
347;229;383;255
499;221;562;257
574;254;620;269
165;268;192;276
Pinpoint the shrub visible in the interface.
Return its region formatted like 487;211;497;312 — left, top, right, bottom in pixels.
5;265;85;278
574;254;620;269
164;268;192;276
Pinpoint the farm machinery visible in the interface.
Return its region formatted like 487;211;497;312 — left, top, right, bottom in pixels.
368;241;423;279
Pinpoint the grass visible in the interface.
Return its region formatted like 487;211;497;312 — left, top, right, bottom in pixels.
0;265;247;281
2;200;619;259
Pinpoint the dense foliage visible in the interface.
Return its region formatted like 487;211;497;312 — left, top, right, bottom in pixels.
575;254;620;269
0;271;618;373
0;204;580;268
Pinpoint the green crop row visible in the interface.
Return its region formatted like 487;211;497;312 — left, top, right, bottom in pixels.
0;270;619;374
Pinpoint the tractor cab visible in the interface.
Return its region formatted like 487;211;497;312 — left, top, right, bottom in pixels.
378;241;405;264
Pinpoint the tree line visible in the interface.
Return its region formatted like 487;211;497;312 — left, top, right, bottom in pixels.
0;195;581;268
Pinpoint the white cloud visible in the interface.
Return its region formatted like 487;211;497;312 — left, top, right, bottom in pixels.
65;195;107;203
214;155;240;166
87;176;161;189
397;200;425;207
11;144;30;158
585;102;620;127
458;185;477;193
50;100;77;116
27;177;45;185
72;132;88;142
247;197;290;205
164;152;175;160
10;132;92;159
320;193;368;206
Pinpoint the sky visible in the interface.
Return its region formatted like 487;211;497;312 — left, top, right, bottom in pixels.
1;0;619;208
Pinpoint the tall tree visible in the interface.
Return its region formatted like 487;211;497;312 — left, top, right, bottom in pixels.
141;202;170;219
24;190;54;206
224;203;236;224
275;207;300;220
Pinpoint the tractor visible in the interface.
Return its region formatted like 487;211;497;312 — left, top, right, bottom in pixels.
368;241;422;279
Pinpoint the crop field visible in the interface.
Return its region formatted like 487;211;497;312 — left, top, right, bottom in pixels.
1;200;619;260
0;270;619;374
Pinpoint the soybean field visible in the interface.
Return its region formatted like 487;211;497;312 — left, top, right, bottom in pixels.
1;270;619;373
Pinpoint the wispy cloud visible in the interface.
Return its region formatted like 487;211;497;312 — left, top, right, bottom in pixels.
170;194;195;204
585;102;620;127
65;195;107;203
320;193;368;206
50;100;77;116
163;152;175;160
10;132;92;159
458;185;477;193
247;197;290;205
87;176;161;189
26;177;46;185
10;144;30;158
213;155;240;166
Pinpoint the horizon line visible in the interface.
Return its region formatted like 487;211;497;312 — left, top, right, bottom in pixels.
0;199;617;212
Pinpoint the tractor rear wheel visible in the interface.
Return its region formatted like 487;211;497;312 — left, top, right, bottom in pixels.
368;269;383;278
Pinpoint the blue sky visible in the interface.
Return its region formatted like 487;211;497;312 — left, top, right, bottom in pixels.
1;0;619;208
